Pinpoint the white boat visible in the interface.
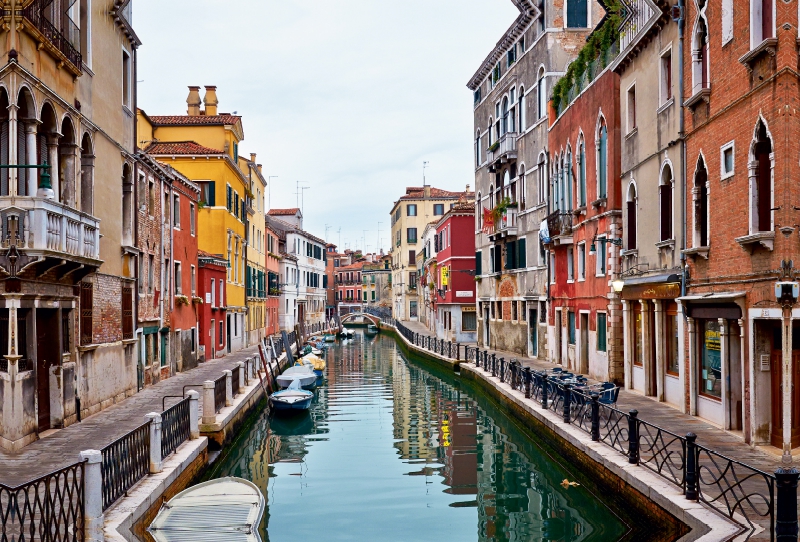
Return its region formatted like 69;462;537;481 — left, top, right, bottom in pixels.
276;365;317;389
270;379;314;411
148;476;264;542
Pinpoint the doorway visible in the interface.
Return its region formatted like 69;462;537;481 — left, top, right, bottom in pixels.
579;313;589;375
770;323;800;448
555;310;562;365
210;319;215;360
530;308;538;356
483;304;490;347
226;315;232;353
36;309;58;431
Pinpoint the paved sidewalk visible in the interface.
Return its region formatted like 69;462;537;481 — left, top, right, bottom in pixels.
0;346;263;486
399;320;784;474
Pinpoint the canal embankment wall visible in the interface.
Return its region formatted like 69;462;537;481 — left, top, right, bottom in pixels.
381;323;745;542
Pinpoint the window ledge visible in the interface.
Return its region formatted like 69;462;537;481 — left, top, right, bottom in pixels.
656;239;675;250
122;338;138;345
78;344;100;352
573;206;587;217
620;248;638;257
739;37;778;69
735;231;774;252
683;246;709;259
591;197;608;209
625;127;639;140
657;98;675;115
684;87;710;109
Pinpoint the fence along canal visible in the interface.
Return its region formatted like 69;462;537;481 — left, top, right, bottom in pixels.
380;314;797;541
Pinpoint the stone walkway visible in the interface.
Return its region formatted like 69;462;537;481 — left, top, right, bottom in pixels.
399;320;784;473
0;345;264;486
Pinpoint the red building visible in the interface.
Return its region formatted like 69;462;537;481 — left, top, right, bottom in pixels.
265;223;281;336
546;64;622;384
197;251;228;360
434;204;477;342
336;261;363;314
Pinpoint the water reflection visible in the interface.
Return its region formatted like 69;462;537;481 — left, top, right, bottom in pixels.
206;333;628;541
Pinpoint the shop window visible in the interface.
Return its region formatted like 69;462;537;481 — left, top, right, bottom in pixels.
700;319;721;399
666;303;679;375
463;311;477;331
633;302;643;366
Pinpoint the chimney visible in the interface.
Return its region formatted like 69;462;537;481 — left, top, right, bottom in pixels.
423;185;431;198
203;86;218;116
187;86;201;116
257;164;263;173
250;153;256;163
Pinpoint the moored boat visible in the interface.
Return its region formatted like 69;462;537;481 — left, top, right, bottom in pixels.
324;334;336;342
270;380;314;411
148;477;264;542
276;365;317;389
365;324;379;336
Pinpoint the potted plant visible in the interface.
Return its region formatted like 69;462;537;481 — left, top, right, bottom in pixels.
175;294;190;306
192;296;203;305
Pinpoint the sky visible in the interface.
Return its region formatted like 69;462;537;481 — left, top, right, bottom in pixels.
135;0;517;254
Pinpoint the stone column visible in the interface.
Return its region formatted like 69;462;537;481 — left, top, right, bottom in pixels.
45;134;59;200
782;305;793;464
7;104;18;196
622;300;632;390
186;390;199;440
145;412;162;474
739;318;747;441
654;300;665;402
202;380;215;425
79;449;103;542
80;153;95;214
640;299;652;395
60;143;78;207
677;301;688;413
224;369;232;406
688;316;697;416
719;318;730;430
23;122;37;196
237;361;245;391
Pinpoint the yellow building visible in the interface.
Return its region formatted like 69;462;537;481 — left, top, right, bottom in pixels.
137;86;249;352
239;153;267;346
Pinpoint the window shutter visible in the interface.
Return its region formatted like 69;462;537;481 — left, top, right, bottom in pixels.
475;251;482;276
505;241;512;270
517;238;526;269
80;282;93;346
122;287;133;340
226;185;231;211
489;246;495;273
208;181;216;206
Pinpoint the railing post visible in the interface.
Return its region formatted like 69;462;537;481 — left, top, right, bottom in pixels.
524;368;531;398
237;361;245;391
186;390;200;439
79;449;103;542
776;467;799;541
563;384;571;423
145;412;163;474
542;376;548;409
627;410;639;464
590;393;600;441
202;380;216;424
685;432;698;500
224;370;233;406
456;343;461;361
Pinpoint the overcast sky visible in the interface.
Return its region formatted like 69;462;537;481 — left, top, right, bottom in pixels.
136;0;517;254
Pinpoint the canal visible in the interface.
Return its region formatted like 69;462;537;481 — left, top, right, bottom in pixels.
204;332;664;541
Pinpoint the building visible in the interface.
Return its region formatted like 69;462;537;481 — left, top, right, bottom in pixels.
610;0;684;407
0;1;140;449
240;153;268;347
418;222;438;330
362;255;392;313
389;186;472;321
468;0;603;359
267;210;327;331
434;204;477;343
546;16;623;383
197;251;228;360
336;261;363;315
265;222;281;336
137;86;248;354
679;0;798;453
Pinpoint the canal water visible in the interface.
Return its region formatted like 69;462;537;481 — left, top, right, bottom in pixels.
204;332;644;541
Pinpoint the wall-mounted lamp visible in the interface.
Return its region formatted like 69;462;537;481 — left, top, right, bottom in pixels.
611;279;624;292
589;235;623;255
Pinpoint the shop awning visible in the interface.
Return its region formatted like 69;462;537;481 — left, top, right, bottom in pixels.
623;272;680;286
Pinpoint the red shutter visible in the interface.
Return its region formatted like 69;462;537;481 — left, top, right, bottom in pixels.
122;287;133;340
80;282;93;345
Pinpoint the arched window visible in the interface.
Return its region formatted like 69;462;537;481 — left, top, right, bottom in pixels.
597;118;608;199
519;87;526;131
750;120;773;233
659;164;673;241
626;182;637;249
578;135;586;206
476;192;482;229
475;130;482;168
489;184;494;210
566;0;588;27
565;148;573;212
519;164;526;210
694;156;709;247
537;153;546;205
692;16;709;94
501;97;509;136
488;118;493;146
537;68;546;119
501;169;509;203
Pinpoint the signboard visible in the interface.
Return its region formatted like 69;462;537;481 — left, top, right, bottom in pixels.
621;282;680;300
206;293;212;303
463;305;476;312
440;266;450;287
456;291;472;298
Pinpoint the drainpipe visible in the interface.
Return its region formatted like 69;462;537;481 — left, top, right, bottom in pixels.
678;0;687;298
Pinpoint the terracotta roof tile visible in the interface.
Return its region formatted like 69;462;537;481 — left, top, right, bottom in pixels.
268;208;301;216
398;187;474;201
145;141;221;155
148;114;242;126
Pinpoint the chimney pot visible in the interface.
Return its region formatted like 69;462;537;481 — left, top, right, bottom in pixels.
250;153;256;163
203;86;218;116
187;86;201;116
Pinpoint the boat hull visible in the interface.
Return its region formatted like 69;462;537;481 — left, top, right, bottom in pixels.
271;396;313;411
276;372;317;389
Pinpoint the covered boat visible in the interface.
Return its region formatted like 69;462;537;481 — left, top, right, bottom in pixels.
365;324;379;336
324;334;336;342
300;353;326;377
148;477;264;542
270;379;314;411
276;365;317;389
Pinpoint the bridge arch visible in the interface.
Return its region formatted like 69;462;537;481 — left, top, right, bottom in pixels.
340;312;380;326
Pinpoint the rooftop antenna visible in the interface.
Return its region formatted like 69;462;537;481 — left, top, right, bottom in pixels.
268;176;278;210
423;161;430;187
338;228;342;249
301;186;310;216
377;221;382;253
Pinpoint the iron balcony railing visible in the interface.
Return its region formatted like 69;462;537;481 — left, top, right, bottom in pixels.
545;210;573;239
21;0;83;73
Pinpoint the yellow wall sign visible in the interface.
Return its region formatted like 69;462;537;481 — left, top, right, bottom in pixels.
440;266;450;286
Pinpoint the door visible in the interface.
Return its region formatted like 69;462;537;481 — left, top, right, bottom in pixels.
530;309;538;356
483;305;490;347
770;349;800;448
648;307;657;396
580;313;589;375
210;320;215;360
226;315;232;353
555;311;562;365
160;333;167;370
36;309;58;431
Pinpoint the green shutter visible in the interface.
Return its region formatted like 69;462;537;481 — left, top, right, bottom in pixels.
209;181;216;206
226;185;231;211
517;238;526;269
475;251;482;275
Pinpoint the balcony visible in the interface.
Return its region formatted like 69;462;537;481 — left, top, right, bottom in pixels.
0;197;101;278
20;0;83;75
545;211;574;245
487;132;517;169
488;206;518;241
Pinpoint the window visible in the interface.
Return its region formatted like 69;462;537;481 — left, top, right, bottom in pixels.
80;282;93;346
633;302;643;366
568;312;576;344
138;256;144;293
538;154;546;204
566;0;588;27
597;312;607;352
219;321;224;346
474;88;482;105
597;119;608;198
626;183;637;249
752;121;773;233
433;204;444;216
577;243;586;280
567;248;574;281
190;203;196;235
148;255;154;294
512;300;518;321
173;195;180;228
660;166;674;241
720;142;735;179
660;49;672;103
537;68;546;119
407;228;417;243
122;287;133;340
122;49;131;108
578;137;586;206
627;84;636;132
722;0;733;43
666;303;679;375
694;156;709;247
174;262;182;294
199;181;215;206
407;204;417;216
507;46;516;67
475;250;482;276
191;265;196;295
408;250;416;265
519;87;526;131
700;319;721;398
148;180;155;216
211;278;216;308
691;17;709;95
751;0;774;47
549;251;555;283
596;236;607;276
519;36;525;53
463;311;477;331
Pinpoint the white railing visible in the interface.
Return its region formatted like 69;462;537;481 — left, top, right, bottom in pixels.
620;0;655;52
500;206;518;233
487;132;517;163
2;197;101;260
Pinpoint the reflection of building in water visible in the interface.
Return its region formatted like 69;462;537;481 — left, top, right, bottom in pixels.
391;356;439;461
438;392;478;496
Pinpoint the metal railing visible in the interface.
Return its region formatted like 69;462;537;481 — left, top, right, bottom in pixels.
161;397;190;459
21;0;83;72
0;461;85;541
213;375;226;413
100;422;150;511
231;365;240;397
